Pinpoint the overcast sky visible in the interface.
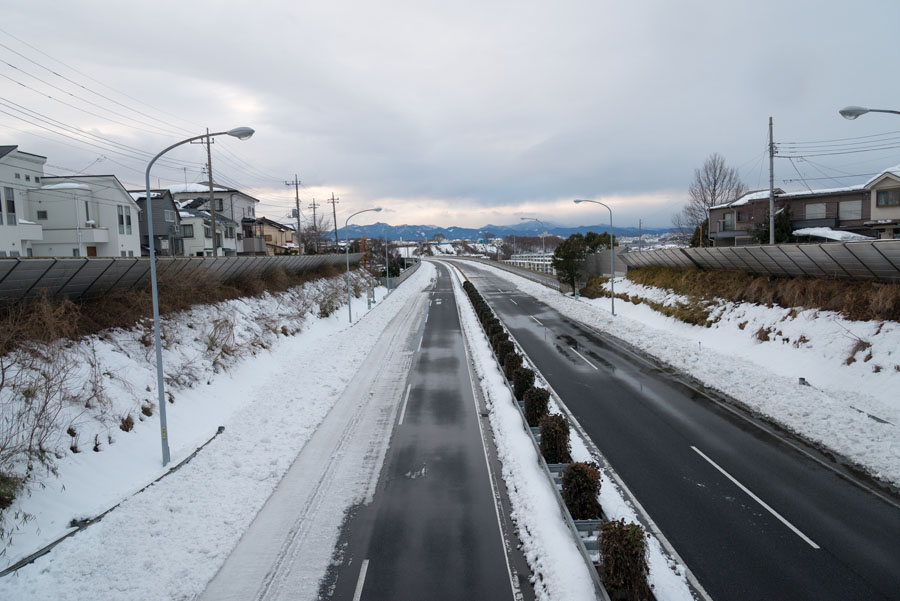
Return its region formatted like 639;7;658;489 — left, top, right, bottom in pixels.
4;0;900;229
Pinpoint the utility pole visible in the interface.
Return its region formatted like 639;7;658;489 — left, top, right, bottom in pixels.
769;116;775;245
285;174;302;254
309;198;320;253
638;218;642;253
328;193;340;250
203;129;219;257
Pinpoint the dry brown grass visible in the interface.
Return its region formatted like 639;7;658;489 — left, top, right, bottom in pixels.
0;264;348;353
627;266;900;322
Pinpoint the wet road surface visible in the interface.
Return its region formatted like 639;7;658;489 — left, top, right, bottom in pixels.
459;261;900;601
326;262;532;601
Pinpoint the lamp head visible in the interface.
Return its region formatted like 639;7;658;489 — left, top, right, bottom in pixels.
573;199;585;204
839;106;869;120
373;207;383;212
226;127;255;140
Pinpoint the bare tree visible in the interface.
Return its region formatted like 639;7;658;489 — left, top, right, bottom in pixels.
676;153;746;247
300;213;334;254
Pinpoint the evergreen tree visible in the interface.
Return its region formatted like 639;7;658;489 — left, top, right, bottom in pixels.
551;234;587;292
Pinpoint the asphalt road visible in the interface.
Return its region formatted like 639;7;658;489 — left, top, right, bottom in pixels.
326;262;533;601
459;261;900;601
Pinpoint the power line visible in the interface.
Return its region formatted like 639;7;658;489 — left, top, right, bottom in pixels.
0;28;201;132
0;59;184;137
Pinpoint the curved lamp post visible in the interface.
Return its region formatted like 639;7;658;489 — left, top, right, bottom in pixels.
145;127;254;465
839;106;900;120
345;207;382;323
573;199;615;316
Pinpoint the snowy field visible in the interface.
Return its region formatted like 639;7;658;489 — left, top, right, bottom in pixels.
0;265;433;599
454;259;900;486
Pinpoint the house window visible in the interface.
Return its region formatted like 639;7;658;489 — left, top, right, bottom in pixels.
265;234;273;241
121;251;127;257
25;175;30;182
737;211;747;222
181;224;194;237
876;189;900;207
36;210;48;220
14;173;20;179
724;213;735;230
839;200;862;221
204;225;211;238
128;250;134;257
225;226;234;238
73;249;80;257
215;199;224;211
164;209;175;222
125;206;132;234
0;251;6;257
34;177;40;183
85;201;90;221
5;188;16;225
118;206;124;234
805;203;826;220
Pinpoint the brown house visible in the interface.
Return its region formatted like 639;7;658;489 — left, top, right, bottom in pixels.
864;169;900;239
256;216;297;255
709;184;875;246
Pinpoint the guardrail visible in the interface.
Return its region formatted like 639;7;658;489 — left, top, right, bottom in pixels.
0;254;364;306
621;240;900;283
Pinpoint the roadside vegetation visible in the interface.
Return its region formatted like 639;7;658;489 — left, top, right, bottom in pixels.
581;265;900;323
0;265;371;548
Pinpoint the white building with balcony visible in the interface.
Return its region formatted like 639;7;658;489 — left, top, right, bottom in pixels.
28;175;141;257
0;145;46;257
169;183;265;255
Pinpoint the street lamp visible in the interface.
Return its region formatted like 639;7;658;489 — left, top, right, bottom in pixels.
345;207;382;323
839;106;900;120
145;126;254;466
520;217;546;256
573;199;615;316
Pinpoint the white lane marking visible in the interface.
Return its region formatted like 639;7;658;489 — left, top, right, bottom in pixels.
569;346;598;370
352;559;370;601
509;299;518;306
398;383;412;425
417;334;423;353
691;446;820;550
530;315;543;326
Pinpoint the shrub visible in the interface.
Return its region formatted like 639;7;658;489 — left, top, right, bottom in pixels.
497;340;515;365
120;414;134;432
490;330;508;352
562;462;602;519
539;414;571;463
523;387;550;426
504;353;523;380
0;473;22;511
513;367;535;400
597;519;650;601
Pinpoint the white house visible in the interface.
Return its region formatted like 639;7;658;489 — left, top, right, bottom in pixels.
177;206;238;257
0;145;46;257
169;183;266;255
28;175;141;257
864;167;900;239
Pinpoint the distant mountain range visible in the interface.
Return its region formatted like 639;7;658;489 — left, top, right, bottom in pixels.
335;222;673;241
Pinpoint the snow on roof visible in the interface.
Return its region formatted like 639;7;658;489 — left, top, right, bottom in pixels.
864;164;900;187
168;183;228;194
40;183;91;191
711;185;864;210
792;227;875;242
129;191;162;200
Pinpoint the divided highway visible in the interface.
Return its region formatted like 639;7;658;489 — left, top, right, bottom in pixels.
326;262;533;601
457;260;900;601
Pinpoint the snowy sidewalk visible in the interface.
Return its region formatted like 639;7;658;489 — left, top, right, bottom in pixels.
198;281;426;601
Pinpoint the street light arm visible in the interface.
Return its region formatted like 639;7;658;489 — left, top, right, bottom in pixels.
572;199;615;315
839;106;900;120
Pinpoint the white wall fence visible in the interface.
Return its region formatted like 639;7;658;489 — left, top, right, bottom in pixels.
621;240;900;283
0;253;364;306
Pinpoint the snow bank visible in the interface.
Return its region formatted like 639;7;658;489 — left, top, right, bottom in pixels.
0;264;435;600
